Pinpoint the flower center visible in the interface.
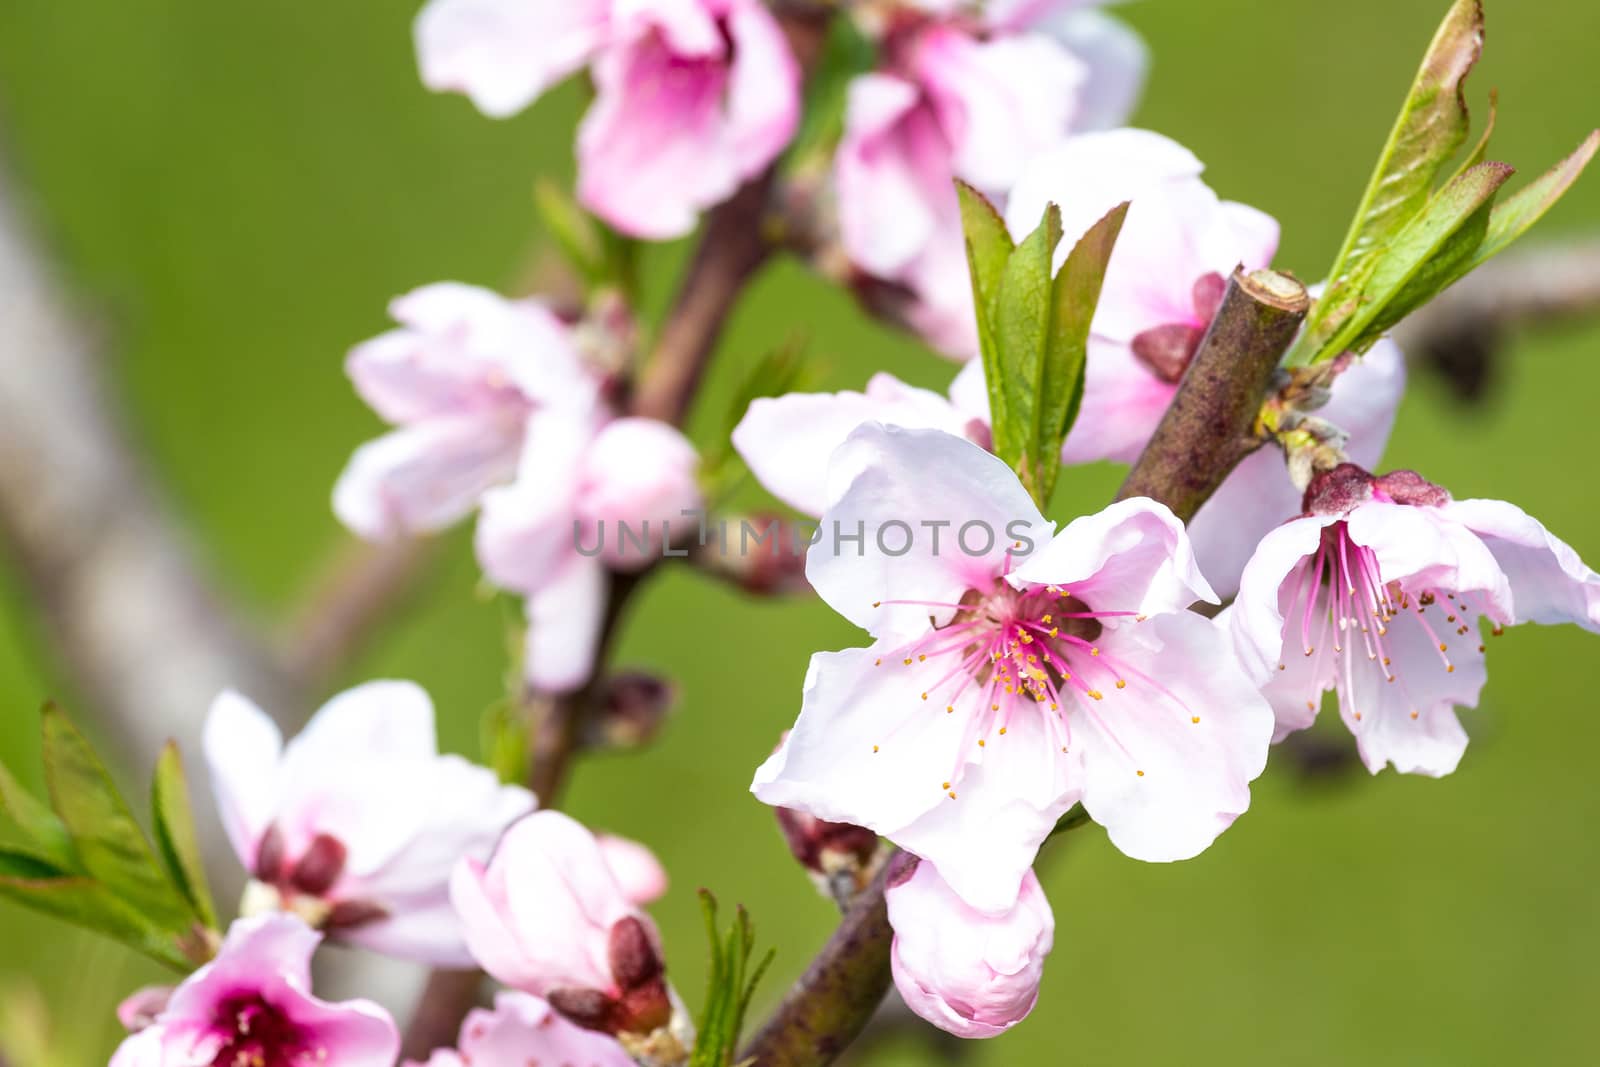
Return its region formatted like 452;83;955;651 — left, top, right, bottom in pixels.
1130;272;1228;383
205;995;316;1067
871;578;1158;795
1284;522;1503;721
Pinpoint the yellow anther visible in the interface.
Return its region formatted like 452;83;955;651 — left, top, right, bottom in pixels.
978;739;986;747
903;657;913;665
1088;690;1103;700
920;693;928;701
998;726;1007;735
1191;716;1200;724
1136;770;1145;777
1115;679;1126;690
872;745;879;752
918;654;927;662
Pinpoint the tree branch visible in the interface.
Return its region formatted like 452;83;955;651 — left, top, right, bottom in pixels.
1117;268;1309;520
739;857;897;1067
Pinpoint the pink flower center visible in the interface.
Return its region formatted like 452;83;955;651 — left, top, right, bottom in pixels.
1283;522;1504;722
203;994;315;1067
871;577;1165;795
1129;272;1228;383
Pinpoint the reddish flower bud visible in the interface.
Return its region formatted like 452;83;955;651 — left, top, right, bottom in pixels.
1302;462;1376;516
545;988;620;1034
1373;469;1452;508
252;823;286;881
608;917;663;990
615;978;672;1036
289;834;347;896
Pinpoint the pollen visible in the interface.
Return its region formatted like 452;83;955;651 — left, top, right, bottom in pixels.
903;657;913;665
920;693;928;701
1089;647;1100;656
918;654;927;662
1088;690;1103;700
991;702;1000;711
1191;716;1200;724
1136;770;1145;777
1410;711;1420;720
998;727;1007;736
1438;643;1448;653
941;781;950;790
1478;644;1486;653
978;739;986;747
874;658;882;666
872;601;881;607
1115;679;1126;690
948;791;958;799
872;745;879;753
1042;614;1053;624
946;705;954;713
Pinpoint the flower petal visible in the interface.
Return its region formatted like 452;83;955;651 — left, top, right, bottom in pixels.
1230;515;1342;685
415;0;610;118
525;556;609;694
202;690;284;869
1056;336;1176;465
1039;9;1148;131
1010;496;1217;617
808;424;1049;637
836;73;948;279
1442;498;1600;630
1075;613;1273;862
475;407;596;595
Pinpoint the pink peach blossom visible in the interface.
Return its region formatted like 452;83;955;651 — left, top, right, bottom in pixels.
110;915;397;1067
887;855;1053;1038
403;991;632;1067
1006;128;1280;462
1231;464;1600;776
417;0;799;239
752;424;1273;913
334;282;595;540
203;681;533;966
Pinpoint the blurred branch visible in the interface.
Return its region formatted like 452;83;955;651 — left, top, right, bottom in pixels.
1118;268;1310;521
0;153;298;770
1393;236;1600;401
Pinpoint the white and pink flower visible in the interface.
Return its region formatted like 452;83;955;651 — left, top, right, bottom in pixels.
203;681;534;966
837;2;1145;355
450;811;678;1039
886;854;1053;1039
416;0;800;239
1231;464;1600;776
1005;128;1281;463
333;282;596;540
404;991;632;1067
111;915;398;1067
476;400;703;692
752;424;1274;913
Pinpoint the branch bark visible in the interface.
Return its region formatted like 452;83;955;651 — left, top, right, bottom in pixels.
1117;268;1309;520
739;858;897;1067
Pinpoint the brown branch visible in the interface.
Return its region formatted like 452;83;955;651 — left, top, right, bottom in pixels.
1117;268;1309;520
739;857;897;1067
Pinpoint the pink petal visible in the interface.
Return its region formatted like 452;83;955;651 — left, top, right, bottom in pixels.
722;0;802;176
1442;498;1600;630
334;414;524;540
579;417;703;571
1229;515;1340;686
836;74;948;279
1010;496;1217;617
458;992;635;1066
887;860;1053;1038
475;407;598;595
1039;9;1148;131
596;833;670;906
415;0;610;118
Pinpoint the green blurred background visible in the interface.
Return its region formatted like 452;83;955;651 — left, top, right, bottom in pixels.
1;0;1597;1063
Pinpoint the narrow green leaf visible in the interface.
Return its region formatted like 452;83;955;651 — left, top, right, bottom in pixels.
1469;129;1599;268
150;743;217;929
0;848;190;971
0;762;77;869
1033;201;1129;504
1319;160;1514;360
1298;0;1484;359
957;180;1016;441
992;204;1063;503
39;705;190;930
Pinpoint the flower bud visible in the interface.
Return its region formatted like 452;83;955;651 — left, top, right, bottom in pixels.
886;856;1054;1039
774;807;882;902
586;674;677;753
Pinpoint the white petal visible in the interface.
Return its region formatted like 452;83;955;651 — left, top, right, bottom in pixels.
1076;613;1273;862
1039;10;1148;131
202;691;284;869
525;557;609;694
808;424;1048;637
415;0;609;118
1010;497;1217;616
1230;515;1341;685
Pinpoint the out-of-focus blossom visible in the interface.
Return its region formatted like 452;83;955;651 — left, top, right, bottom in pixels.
838;2;1146;356
476;402;702;692
111;915;397;1067
416;0;800;239
1006;128;1279;462
596;832;670;906
402;991;633;1067
334;282;595;540
1231;464;1600;776
450;811;677;1040
753;424;1274;914
203;681;533;966
886;854;1053;1039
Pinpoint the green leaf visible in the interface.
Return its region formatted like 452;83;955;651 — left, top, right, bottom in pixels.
1296;0;1484;360
534;179;637;297
480;696;531;787
957;181;1016;442
1323;161;1514;359
0;847;191;971
0;762;77;870
703;337;819;499
39;705;190;930
1467;129;1599;269
991;203;1063;503
690;892;775;1067
150;742;217;929
1032;201;1129;505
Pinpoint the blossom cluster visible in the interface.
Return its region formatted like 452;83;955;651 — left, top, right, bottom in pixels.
93;0;1600;1063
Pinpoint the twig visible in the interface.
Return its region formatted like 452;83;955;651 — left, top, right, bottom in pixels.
739;858;897;1067
1117;268;1309;521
